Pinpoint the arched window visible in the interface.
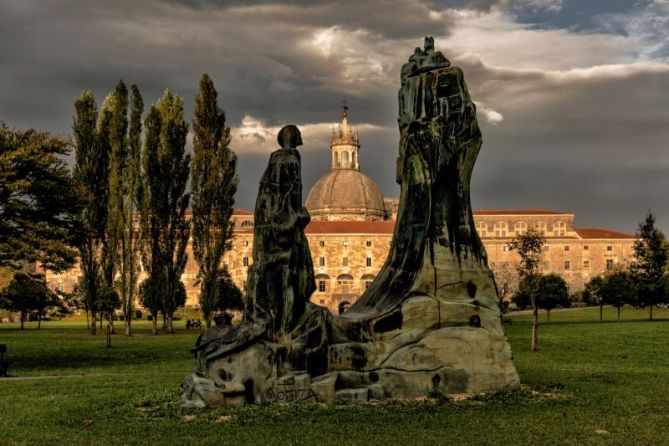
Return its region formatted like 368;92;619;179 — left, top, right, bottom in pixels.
336;274;354;294
342;151;349;167
334;151;339;168
352;151;357;169
514;221;527;235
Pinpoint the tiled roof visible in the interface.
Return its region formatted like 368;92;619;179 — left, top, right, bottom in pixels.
575;228;635;239
472;209;567;216
233;209;254;215
305;220;395;234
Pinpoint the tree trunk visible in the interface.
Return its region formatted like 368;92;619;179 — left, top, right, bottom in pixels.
151;315;157;336
599;303;603;322
85;309;90;330
650;304;653;321
206;318;212;328
617;306;621;321
162;313;166;329
531;306;538;352
20;310;24;330
91;313;96;335
109;314;115;334
124;317;132;336
546;309;550;324
167;315;174;334
38;310;42;329
99;313;103;330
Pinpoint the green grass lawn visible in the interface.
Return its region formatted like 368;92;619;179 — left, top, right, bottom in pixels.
1;307;668;445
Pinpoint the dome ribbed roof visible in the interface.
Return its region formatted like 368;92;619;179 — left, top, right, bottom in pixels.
306;169;386;221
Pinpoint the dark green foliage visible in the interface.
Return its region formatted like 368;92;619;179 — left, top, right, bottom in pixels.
139;277;162;335
513;274;570;321
0;272;59;329
0;122;83;272
213;271;244;314
536;274;570;322
600;270;635;320
630;211;669;320
191;73;239;327
140;90;191;334
583;275;605;321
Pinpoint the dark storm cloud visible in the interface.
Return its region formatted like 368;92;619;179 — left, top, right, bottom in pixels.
0;0;667;234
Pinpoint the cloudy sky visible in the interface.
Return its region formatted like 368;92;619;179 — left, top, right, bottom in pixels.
1;0;667;234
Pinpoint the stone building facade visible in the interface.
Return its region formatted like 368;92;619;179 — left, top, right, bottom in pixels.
45;110;636;314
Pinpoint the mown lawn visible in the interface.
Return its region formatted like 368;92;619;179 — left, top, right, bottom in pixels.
1;307;668;445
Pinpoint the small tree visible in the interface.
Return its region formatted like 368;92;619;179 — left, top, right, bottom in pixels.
537;273;570;323
0;273;58;329
583;276;605;321
630;212;668;320
139;277;162;335
509;227;545;352
601;270;635;321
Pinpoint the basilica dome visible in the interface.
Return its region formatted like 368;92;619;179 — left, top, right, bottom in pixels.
306;169;387;221
305;107;387;221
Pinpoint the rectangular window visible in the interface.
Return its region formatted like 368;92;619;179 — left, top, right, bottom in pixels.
342;257;348;267
243;257;249;266
319;240;325;247
564;245;570;251
223;262;228;270
583;245;589;251
343;240;348;247
366;257;372;267
607;259;614;269
319;299;325;305
365;281;372;289
243;281;247;292
319;257;325;267
607;245;612;251
584;260;590;269
318;281;326;292
564;261;570;271
366;240;372;247
242;240;249;247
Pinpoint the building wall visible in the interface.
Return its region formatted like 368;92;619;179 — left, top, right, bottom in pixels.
45;210;635;314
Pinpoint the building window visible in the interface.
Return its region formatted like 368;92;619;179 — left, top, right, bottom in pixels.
607;245;612;251
366;257;372;267
231;244;236;250
223;262;228;271
544;261;550;270
564;245;570;252
607;259;614;269
365;281;373;289
243;281;247;292
242;257;249;266
319;299;325;305
584;260;590;269
342;257;348;267
343;240;348;247
241;220;253;228
366;240;372;247
319;240;325;247
242;240;249;247
564;261;570;271
319;257;325;267
318;281;326;292
583;245;589;251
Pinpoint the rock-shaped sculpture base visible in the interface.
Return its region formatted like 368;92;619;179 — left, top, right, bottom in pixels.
180;38;519;408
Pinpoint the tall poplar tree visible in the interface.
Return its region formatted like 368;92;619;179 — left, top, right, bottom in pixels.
73;91;111;335
630;211;668;321
141;90;191;334
191;74;238;327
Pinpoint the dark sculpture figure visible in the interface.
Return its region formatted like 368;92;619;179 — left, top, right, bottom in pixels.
180;38;519;408
244;125;315;336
